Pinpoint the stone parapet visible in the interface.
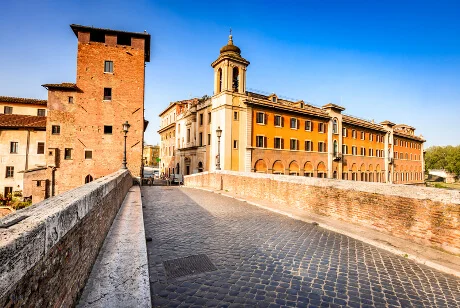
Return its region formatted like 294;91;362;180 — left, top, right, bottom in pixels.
0;169;132;307
185;171;460;255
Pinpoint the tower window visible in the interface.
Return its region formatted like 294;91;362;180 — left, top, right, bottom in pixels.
104;125;113;134
332;119;338;134
117;33;131;46
232;67;239;91
218;68;222;93
90;31;105;43
85;150;92;159
233;140;238;149
68;96;74;103
234;111;239;120
104;61;113;73
104;88;112;101
64;148;72;160
52;125;60;134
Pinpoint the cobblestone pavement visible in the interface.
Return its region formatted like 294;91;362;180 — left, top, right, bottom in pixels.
142;186;460;308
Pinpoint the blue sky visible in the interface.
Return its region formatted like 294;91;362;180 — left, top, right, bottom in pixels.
1;0;459;147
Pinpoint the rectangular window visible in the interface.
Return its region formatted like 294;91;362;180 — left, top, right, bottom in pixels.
352;146;357;155
4;106;13;114
104;125;112;134
319;123;325;133
4;187;13;197
369;134;373;142
290;139;299;150
274;115;283;127
369;149;373;156
318;142;325;152
290;118;298;129
207;134;211;145
104;60;113;73
199;132;203;146
52;125;60;135
6;166;14;178
64;148;72;160
85;150;92;159
187;129;190;143
37;142;45;154
199;113;203;125
10;142;18;154
305;140;312;151
343;127;347;137
103;88;112;101
233;140;238;149
342;144;347;154
352;130;356;139
256;136;265;148
361;131;365;140
274;137;283;149
360;147;366;156
234;111;239;120
256;112;266;124
208;112;211;123
305;120;312;131
37;109;46;116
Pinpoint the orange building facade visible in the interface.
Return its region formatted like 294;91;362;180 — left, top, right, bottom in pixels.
158;34;425;185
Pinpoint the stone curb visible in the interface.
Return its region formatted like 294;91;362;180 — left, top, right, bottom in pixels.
188;186;460;279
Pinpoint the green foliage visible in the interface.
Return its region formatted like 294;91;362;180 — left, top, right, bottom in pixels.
425;145;460;177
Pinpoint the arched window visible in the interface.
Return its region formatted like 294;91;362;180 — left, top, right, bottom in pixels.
332;119;338;134
333;140;338;156
232;67;239;91
218;68;222;93
198;162;203;173
85;174;93;184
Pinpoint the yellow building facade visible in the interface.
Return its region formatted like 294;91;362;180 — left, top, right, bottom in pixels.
158;35;425;184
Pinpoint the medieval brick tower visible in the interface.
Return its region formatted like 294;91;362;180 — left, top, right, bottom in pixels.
42;25;150;194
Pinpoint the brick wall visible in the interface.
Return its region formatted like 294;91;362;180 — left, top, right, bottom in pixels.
185;171;460;255
0;169;132;307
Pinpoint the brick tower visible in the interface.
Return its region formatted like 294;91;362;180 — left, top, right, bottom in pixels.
42;25;150;195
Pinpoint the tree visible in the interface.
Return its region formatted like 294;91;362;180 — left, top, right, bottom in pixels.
425;145;460;176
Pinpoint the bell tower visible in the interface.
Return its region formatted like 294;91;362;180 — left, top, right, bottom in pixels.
211;31;250;95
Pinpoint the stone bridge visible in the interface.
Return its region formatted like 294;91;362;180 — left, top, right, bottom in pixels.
0;170;459;307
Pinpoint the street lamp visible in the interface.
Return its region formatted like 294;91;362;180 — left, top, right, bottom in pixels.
122;121;130;169
216;126;222;170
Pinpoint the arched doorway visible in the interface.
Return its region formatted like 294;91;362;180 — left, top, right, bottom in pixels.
85;174;93;184
176;163;180;174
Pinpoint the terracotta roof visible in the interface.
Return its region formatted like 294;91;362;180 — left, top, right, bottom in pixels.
394;131;425;142
246;91;329;119
342;115;387;132
0;114;46;129
0;96;47;106
70;24;151;62
42;83;79;91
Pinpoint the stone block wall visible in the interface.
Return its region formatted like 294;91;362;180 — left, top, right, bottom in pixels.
185;171;460;255
0;169;132;307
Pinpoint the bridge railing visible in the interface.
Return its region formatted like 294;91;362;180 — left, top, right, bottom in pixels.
0;169;132;307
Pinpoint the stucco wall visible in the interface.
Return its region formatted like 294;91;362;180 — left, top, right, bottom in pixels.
185;171;460;255
0;169;132;307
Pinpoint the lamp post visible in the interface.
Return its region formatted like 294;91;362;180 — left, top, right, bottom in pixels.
122;121;130;169
216;126;222;170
